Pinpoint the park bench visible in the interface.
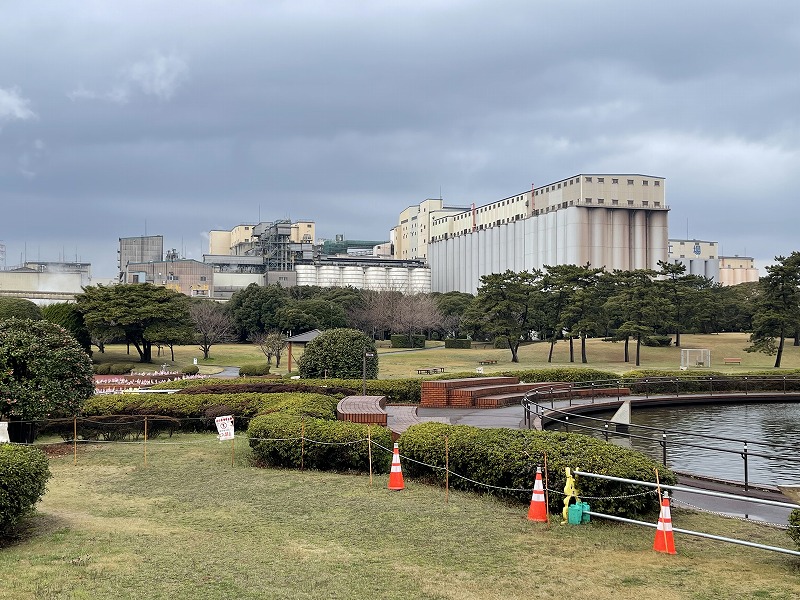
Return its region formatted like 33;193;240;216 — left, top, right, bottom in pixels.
417;367;445;375
477;359;497;365
723;357;742;365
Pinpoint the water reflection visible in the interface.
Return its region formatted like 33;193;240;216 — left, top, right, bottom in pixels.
556;402;800;486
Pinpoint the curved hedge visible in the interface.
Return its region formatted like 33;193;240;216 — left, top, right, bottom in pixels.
0;445;51;534
248;413;393;474
620;369;800;394
399;422;676;518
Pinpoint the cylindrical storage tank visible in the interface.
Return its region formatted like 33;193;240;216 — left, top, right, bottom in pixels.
689;259;704;276
536;213;547;270
632;211;647;269
647;211;669;269
704;260;719;283
610;209;630;271
590;208;606;268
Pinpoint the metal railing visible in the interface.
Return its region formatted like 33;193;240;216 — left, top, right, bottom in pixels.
574;469;800;557
521;377;800;490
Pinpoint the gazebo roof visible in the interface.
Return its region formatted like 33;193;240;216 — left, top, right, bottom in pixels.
285;329;322;343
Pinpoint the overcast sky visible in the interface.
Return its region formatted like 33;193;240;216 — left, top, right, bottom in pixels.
1;1;798;279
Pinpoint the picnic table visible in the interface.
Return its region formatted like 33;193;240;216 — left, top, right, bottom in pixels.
477;359;497;365
416;367;446;375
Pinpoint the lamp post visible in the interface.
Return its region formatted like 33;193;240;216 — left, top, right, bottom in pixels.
362;351;375;396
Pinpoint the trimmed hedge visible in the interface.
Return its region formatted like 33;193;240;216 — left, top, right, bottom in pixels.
80;392;339;430
248;413;393;474
181;365;200;375
92;363;136;375
619;369;800;395
642;335;672;347
391;334;425;349
0;444;51;534
789;509;800;551
239;363;272;376
444;338;472;349
399;422;676;518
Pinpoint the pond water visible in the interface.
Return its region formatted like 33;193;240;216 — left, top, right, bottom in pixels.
557;401;800;486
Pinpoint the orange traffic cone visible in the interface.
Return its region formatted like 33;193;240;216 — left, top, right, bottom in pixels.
388;443;405;490
527;466;548;522
653;491;676;554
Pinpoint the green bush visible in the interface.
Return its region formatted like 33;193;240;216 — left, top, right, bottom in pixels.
181;365;200;375
0;318;95;422
619;369;800;395
642;335;672;347
444;338;472;349
93;363;112;375
239;363;272;376
399;423;675;518
39;415;181;441
248;413;393;474
299;329;378;379
109;363;135;375
0;444;51;534
789;509;800;551
390;334;425;349
0;298;42;322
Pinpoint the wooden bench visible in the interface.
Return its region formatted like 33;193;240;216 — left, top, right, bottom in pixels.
477;359;497;365
417;367;445;375
723;357;742;365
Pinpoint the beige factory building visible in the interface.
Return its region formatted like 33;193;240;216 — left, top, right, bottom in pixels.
719;256;759;286
418;174;669;293
209;221;315;255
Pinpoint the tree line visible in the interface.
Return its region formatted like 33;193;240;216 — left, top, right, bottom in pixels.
2;252;796;367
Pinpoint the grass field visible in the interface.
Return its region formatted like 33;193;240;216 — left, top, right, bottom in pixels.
1;437;798;599
97;332;800;379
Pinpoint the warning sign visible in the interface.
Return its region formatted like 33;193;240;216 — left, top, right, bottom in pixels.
215;415;235;441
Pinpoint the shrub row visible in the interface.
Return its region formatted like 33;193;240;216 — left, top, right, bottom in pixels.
80;392;339;430
619;369;800;394
0;445;51;535
238;363;273;376
40;415;181;441
399;422;676;518
390;334;425;349
444;338;472;349
92;363;136;375
642;335;673;347
247;413;393;474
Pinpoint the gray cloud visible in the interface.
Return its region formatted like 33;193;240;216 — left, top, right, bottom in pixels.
1;0;799;277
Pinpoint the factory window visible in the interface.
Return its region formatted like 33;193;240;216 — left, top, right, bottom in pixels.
643;180;649;186
627;179;634;185
200;276;207;282
627;200;634;206
654;181;661;186
597;198;604;204
642;201;649;206
611;199;619;205
612;178;619;184
585;176;592;182
597;177;604;183
654;202;661;207
680;255;685;258
558;183;561;189
569;179;574;185
585;198;592;204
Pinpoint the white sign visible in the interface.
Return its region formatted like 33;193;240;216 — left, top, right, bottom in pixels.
193;358;198;365
215;415;235;441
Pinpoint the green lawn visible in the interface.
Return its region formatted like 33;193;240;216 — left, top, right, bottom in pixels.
97;333;800;379
2;436;798;599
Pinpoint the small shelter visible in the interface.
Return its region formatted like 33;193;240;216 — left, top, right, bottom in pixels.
285;329;322;372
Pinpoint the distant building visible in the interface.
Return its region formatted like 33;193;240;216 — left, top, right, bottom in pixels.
667;240;759;286
719;255;759;286
426;174;669;294
391;199;470;261
667;239;720;281
118;236;163;281
124;258;213;297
